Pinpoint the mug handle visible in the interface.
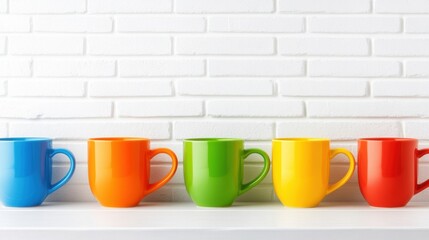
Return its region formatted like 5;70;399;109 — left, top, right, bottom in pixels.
238;148;270;196
145;148;178;195
48;149;76;195
415;148;429;194
326;148;356;195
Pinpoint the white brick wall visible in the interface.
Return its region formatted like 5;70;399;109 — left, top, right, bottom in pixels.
117;16;206;33
176;37;274;55
33;16;113;33
1;0;428;203
34;59;116;77
10;0;86;14
87;36;171;56
9;36;84;55
0;16;30;32
279;0;371;13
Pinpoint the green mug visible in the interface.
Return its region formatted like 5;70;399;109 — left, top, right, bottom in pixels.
183;138;270;207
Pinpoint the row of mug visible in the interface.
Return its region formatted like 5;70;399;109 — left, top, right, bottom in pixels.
0;137;428;208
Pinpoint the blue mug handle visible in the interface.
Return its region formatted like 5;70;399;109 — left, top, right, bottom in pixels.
48;149;76;195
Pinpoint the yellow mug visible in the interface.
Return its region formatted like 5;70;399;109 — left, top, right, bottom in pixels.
273;138;355;208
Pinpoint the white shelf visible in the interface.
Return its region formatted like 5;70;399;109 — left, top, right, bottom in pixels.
1;202;429;240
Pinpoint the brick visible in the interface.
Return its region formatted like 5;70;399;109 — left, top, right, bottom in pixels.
0;122;6;136
176;0;274;13
405;122;429;140
309;60;401;77
10;0;85;13
209;16;304;33
118;100;203;117
88;0;172;13
172;186;192;202
279;37;369;56
0;59;31;77
277;121;402;140
8;79;85;97
406;61;429;77
0;80;5;95
373;80;429;97
207;100;304;117
89;79;172;97
0;0;6;13
310;17;401;33
405;17;429;33
308;100;429;118
9;36;83;55
9;122;171;140
150;142;182;163
278;79;367;97
174;121;274;140
0;100;111;119
0;80;5;96
117;16;205;33
375;39;429;56
0;36;4;55
375;0;429;13
52;165;88;185
0;16;30;32
87;36;171;55
119;59;204;77
52;142;87;163
34;16;113;33
242;143;272;161
279;0;370;13
210;59;304;77
177;79;273;96
176;37;274;55
34;59;115;77
148;165;185;184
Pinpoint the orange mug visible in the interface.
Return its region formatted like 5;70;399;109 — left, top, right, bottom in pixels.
88;138;178;207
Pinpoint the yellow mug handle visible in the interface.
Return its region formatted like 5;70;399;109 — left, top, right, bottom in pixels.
326;148;356;195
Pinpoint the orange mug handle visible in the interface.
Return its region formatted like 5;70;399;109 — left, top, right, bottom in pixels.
145;148;178;195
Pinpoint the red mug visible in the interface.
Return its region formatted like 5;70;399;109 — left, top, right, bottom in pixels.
358;138;429;207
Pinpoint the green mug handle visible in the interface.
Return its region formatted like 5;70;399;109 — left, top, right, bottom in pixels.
239;148;270;196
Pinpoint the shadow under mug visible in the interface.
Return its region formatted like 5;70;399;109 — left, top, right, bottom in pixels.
88;137;178;207
183;138;270;207
358;138;429;207
273;138;356;208
0;138;76;207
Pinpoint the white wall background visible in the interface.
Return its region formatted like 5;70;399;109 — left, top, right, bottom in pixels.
1;0;429;203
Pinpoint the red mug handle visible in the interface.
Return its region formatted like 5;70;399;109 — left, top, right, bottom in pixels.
415;148;429;194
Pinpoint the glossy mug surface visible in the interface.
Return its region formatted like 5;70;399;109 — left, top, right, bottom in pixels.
273;138;355;208
88;138;178;207
358;138;429;207
183;138;270;207
0;138;76;207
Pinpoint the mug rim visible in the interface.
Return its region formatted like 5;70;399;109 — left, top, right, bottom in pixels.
88;137;150;142
358;137;417;142
0;137;51;142
273;138;330;142
184;138;243;142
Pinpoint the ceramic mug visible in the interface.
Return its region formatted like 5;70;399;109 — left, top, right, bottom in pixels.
0;138;76;207
273;138;355;208
358;138;429;207
88;138;178;207
183;138;270;207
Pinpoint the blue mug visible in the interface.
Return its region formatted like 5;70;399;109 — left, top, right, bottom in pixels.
0;138;76;207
